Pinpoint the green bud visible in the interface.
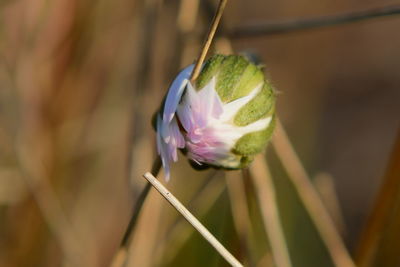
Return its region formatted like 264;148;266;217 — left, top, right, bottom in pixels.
195;54;276;169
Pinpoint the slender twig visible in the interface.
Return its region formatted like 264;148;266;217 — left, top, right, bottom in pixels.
110;157;161;267
155;171;224;265
143;172;243;267
355;130;400;267
112;1;228;266
230;4;400;38
204;7;352;265
225;171;256;266
313;172;346;235
249;156;292;267
213;16;284;267
121;156;161;247
111;0;164;265
272;119;355;267
190;0;227;82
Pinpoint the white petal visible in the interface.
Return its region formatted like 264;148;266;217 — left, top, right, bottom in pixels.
198;77;218;118
219;82;264;122
177;101;193;132
235;116;272;135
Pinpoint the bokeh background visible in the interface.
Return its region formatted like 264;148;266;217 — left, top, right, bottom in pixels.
0;0;399;266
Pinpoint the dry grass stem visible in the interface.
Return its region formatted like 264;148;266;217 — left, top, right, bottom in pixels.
231;4;400;37
190;0;227;82
126;181;165;267
225;171;256;265
143;172;243;267
215;24;289;267
110;157;161;267
109;250;127;267
249;155;292;267
256;252;274;267
272;119;355;267
112;1;228;265
314;172;346;235
154;171;224;264
355;130;400;267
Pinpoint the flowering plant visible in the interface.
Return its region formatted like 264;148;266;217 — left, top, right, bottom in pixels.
155;54;276;180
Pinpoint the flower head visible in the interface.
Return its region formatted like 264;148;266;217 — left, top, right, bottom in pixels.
156;55;276;180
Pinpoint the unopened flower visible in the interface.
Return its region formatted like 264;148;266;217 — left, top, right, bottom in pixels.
155;54;276;180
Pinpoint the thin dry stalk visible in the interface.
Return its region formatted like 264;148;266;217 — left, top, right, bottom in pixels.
355;130;400;267
113;1;228;265
112;0;165;264
125;179;165;267
256;252;274;267
272;119;355;267
225;171;256;266
110;157;161;267
154;171;224;264
314;172;346;235
215;24;289;267
143;172;243;267
189;0;227;82
231;4;400;37
249;155;292;267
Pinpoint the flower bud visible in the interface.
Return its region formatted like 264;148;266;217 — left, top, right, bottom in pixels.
156;54;276;180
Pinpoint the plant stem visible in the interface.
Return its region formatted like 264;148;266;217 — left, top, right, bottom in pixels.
121;156;161;247
110;156;161;267
112;1;228;265
272;119;355;267
190;0;227;83
249;156;292;267
355;130;400;266
143;172;243;267
231;4;400;37
225;171;256;266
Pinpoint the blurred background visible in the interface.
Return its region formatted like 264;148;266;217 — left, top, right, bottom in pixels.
0;0;399;266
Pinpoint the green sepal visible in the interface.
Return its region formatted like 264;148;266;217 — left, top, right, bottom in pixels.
215;55;249;102
196;54;225;90
234;82;275;126
196;54;265;103
230;62;264;100
233;115;276;156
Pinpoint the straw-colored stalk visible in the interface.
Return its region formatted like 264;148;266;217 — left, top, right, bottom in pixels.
249;156;292;267
143;172;243;267
272;119;355;267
